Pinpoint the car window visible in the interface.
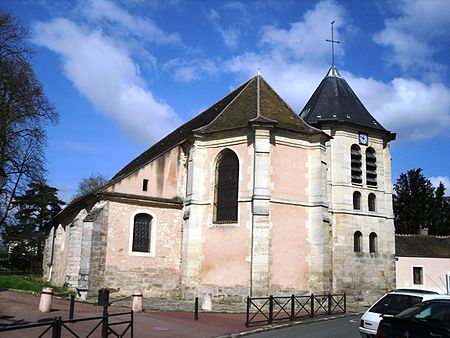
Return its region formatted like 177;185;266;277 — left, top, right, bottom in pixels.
370;294;422;315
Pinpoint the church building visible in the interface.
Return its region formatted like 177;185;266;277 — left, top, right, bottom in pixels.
43;65;396;306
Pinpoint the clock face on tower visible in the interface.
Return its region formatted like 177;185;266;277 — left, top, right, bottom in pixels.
359;132;368;145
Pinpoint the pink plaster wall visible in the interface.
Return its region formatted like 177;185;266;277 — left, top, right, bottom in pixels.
270;204;309;290
200;220;250;287
396;256;450;293
271;143;308;202
200;144;251;287
103;201;183;295
107;147;179;199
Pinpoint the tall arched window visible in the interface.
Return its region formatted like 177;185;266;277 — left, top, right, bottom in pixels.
214;149;239;223
132;213;153;252
369;232;378;253
368;193;376;211
351;145;362;184
353;191;361;210
354;231;362;252
366;148;377;186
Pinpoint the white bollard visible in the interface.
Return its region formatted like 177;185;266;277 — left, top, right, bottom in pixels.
39;287;53;313
132;292;143;312
202;293;212;311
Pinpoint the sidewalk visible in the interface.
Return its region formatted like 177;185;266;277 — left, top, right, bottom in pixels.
0;289;352;337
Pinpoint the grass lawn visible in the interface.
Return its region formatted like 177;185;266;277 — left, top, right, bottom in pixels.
0;274;66;294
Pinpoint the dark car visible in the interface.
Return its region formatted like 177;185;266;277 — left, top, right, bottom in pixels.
377;299;450;338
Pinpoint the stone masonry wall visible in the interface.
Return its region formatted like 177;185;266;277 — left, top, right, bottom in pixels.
104;201;183;298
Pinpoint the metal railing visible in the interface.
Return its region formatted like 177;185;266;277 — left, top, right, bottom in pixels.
245;293;346;327
0;305;133;337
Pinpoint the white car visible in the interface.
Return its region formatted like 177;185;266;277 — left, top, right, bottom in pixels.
359;289;450;338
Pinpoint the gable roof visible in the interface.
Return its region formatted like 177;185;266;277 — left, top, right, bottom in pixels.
300;67;394;138
113;75;322;181
395;235;450;258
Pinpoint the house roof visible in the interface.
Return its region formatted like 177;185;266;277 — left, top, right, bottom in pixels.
300;67;394;137
113;75;322;181
395;235;450;258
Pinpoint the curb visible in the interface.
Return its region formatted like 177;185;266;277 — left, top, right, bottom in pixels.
215;313;361;337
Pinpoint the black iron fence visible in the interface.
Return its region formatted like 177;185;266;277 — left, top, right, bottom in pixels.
0;305;133;337
245;293;346;327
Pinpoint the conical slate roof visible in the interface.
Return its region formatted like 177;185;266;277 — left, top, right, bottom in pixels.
113;75;321;181
300;67;389;133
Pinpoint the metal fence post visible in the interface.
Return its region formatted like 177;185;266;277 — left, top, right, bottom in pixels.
327;293;332;315
69;295;75;320
245;296;250;327
194;297;199;321
131;310;134;338
102;304;108;338
290;294;295;321
310;294;315;318
52;317;61;338
268;295;273;324
344;293;347;313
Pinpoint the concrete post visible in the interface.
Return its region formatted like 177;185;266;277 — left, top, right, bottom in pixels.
132;292;143;312
39;287;53;312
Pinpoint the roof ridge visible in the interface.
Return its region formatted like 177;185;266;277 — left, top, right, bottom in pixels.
195;77;256;133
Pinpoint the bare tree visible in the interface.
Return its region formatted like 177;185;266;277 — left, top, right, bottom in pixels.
73;173;109;200
0;10;58;228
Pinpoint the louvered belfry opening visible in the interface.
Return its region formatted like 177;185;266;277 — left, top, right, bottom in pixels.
366;147;377;186
132;213;152;252
351;145;362;184
214;150;239;223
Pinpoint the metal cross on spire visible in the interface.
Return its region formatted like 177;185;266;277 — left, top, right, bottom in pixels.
326;20;340;67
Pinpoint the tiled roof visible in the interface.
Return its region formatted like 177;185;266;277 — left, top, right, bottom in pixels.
113;75;321;181
395;235;450;258
300;67;394;136
111;78;252;180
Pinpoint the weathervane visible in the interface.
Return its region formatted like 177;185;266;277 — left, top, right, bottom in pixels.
326;20;340;67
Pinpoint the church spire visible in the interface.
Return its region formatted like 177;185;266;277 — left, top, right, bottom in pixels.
326;20;340;69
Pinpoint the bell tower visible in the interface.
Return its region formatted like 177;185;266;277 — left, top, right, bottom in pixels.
300;22;396;307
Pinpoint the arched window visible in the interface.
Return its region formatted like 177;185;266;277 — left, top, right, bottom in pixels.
351;145;362;184
368;193;376;211
214;149;239;223
353;191;361;210
354;231;362;252
369;232;378;253
132;213;153;252
366;148;377;186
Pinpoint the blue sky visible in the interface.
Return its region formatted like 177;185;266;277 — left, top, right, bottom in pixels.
3;0;450;202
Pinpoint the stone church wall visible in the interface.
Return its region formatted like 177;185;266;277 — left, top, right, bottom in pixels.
104;201;183;297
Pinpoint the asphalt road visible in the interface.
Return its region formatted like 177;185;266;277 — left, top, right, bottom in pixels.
249;315;362;338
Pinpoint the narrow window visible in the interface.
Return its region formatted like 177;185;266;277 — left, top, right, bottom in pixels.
214;149;239;223
351;145;362;184
142;179;149;191
354;231;362;252
368;193;376;211
413;267;423;285
132;213;152;252
369;232;378;253
353;191;361;210
366;148;377;186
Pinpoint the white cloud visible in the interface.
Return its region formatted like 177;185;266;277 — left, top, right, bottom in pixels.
373;0;450;80
260;0;346;64
163;58;219;83
82;0;181;46
429;176;450;194
207;8;240;49
33;18;181;144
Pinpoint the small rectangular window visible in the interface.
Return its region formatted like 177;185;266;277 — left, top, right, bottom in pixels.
142;179;149;191
413;267;423;285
